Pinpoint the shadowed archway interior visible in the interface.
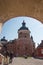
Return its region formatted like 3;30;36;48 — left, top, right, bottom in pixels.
0;0;43;23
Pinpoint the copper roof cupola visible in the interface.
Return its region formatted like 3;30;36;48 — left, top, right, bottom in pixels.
18;21;28;31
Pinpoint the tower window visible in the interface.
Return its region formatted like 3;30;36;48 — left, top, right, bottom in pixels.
19;32;22;35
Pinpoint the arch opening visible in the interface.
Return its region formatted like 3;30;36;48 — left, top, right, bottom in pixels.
0;16;43;47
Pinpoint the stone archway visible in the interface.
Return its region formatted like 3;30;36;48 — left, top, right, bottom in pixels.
0;0;43;32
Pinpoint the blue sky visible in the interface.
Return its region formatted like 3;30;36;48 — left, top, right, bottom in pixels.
0;16;43;47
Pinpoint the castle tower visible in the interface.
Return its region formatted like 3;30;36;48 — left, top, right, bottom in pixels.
18;21;30;39
16;21;34;56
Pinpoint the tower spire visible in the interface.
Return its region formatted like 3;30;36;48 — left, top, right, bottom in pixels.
18;20;28;31
22;20;26;27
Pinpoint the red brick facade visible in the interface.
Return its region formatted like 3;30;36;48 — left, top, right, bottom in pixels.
34;40;43;58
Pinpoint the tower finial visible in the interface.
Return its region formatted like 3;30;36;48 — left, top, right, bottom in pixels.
22;20;26;27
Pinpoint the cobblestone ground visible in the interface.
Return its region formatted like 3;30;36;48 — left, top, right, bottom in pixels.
9;57;43;65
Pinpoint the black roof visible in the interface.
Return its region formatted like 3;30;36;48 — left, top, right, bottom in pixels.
18;21;28;31
38;40;43;48
1;36;7;42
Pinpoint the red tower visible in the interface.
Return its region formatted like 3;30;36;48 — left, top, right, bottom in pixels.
15;21;34;56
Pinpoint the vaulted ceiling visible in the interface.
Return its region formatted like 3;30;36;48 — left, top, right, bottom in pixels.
0;0;43;23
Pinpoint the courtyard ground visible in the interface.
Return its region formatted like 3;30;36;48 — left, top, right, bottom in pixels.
9;57;43;65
